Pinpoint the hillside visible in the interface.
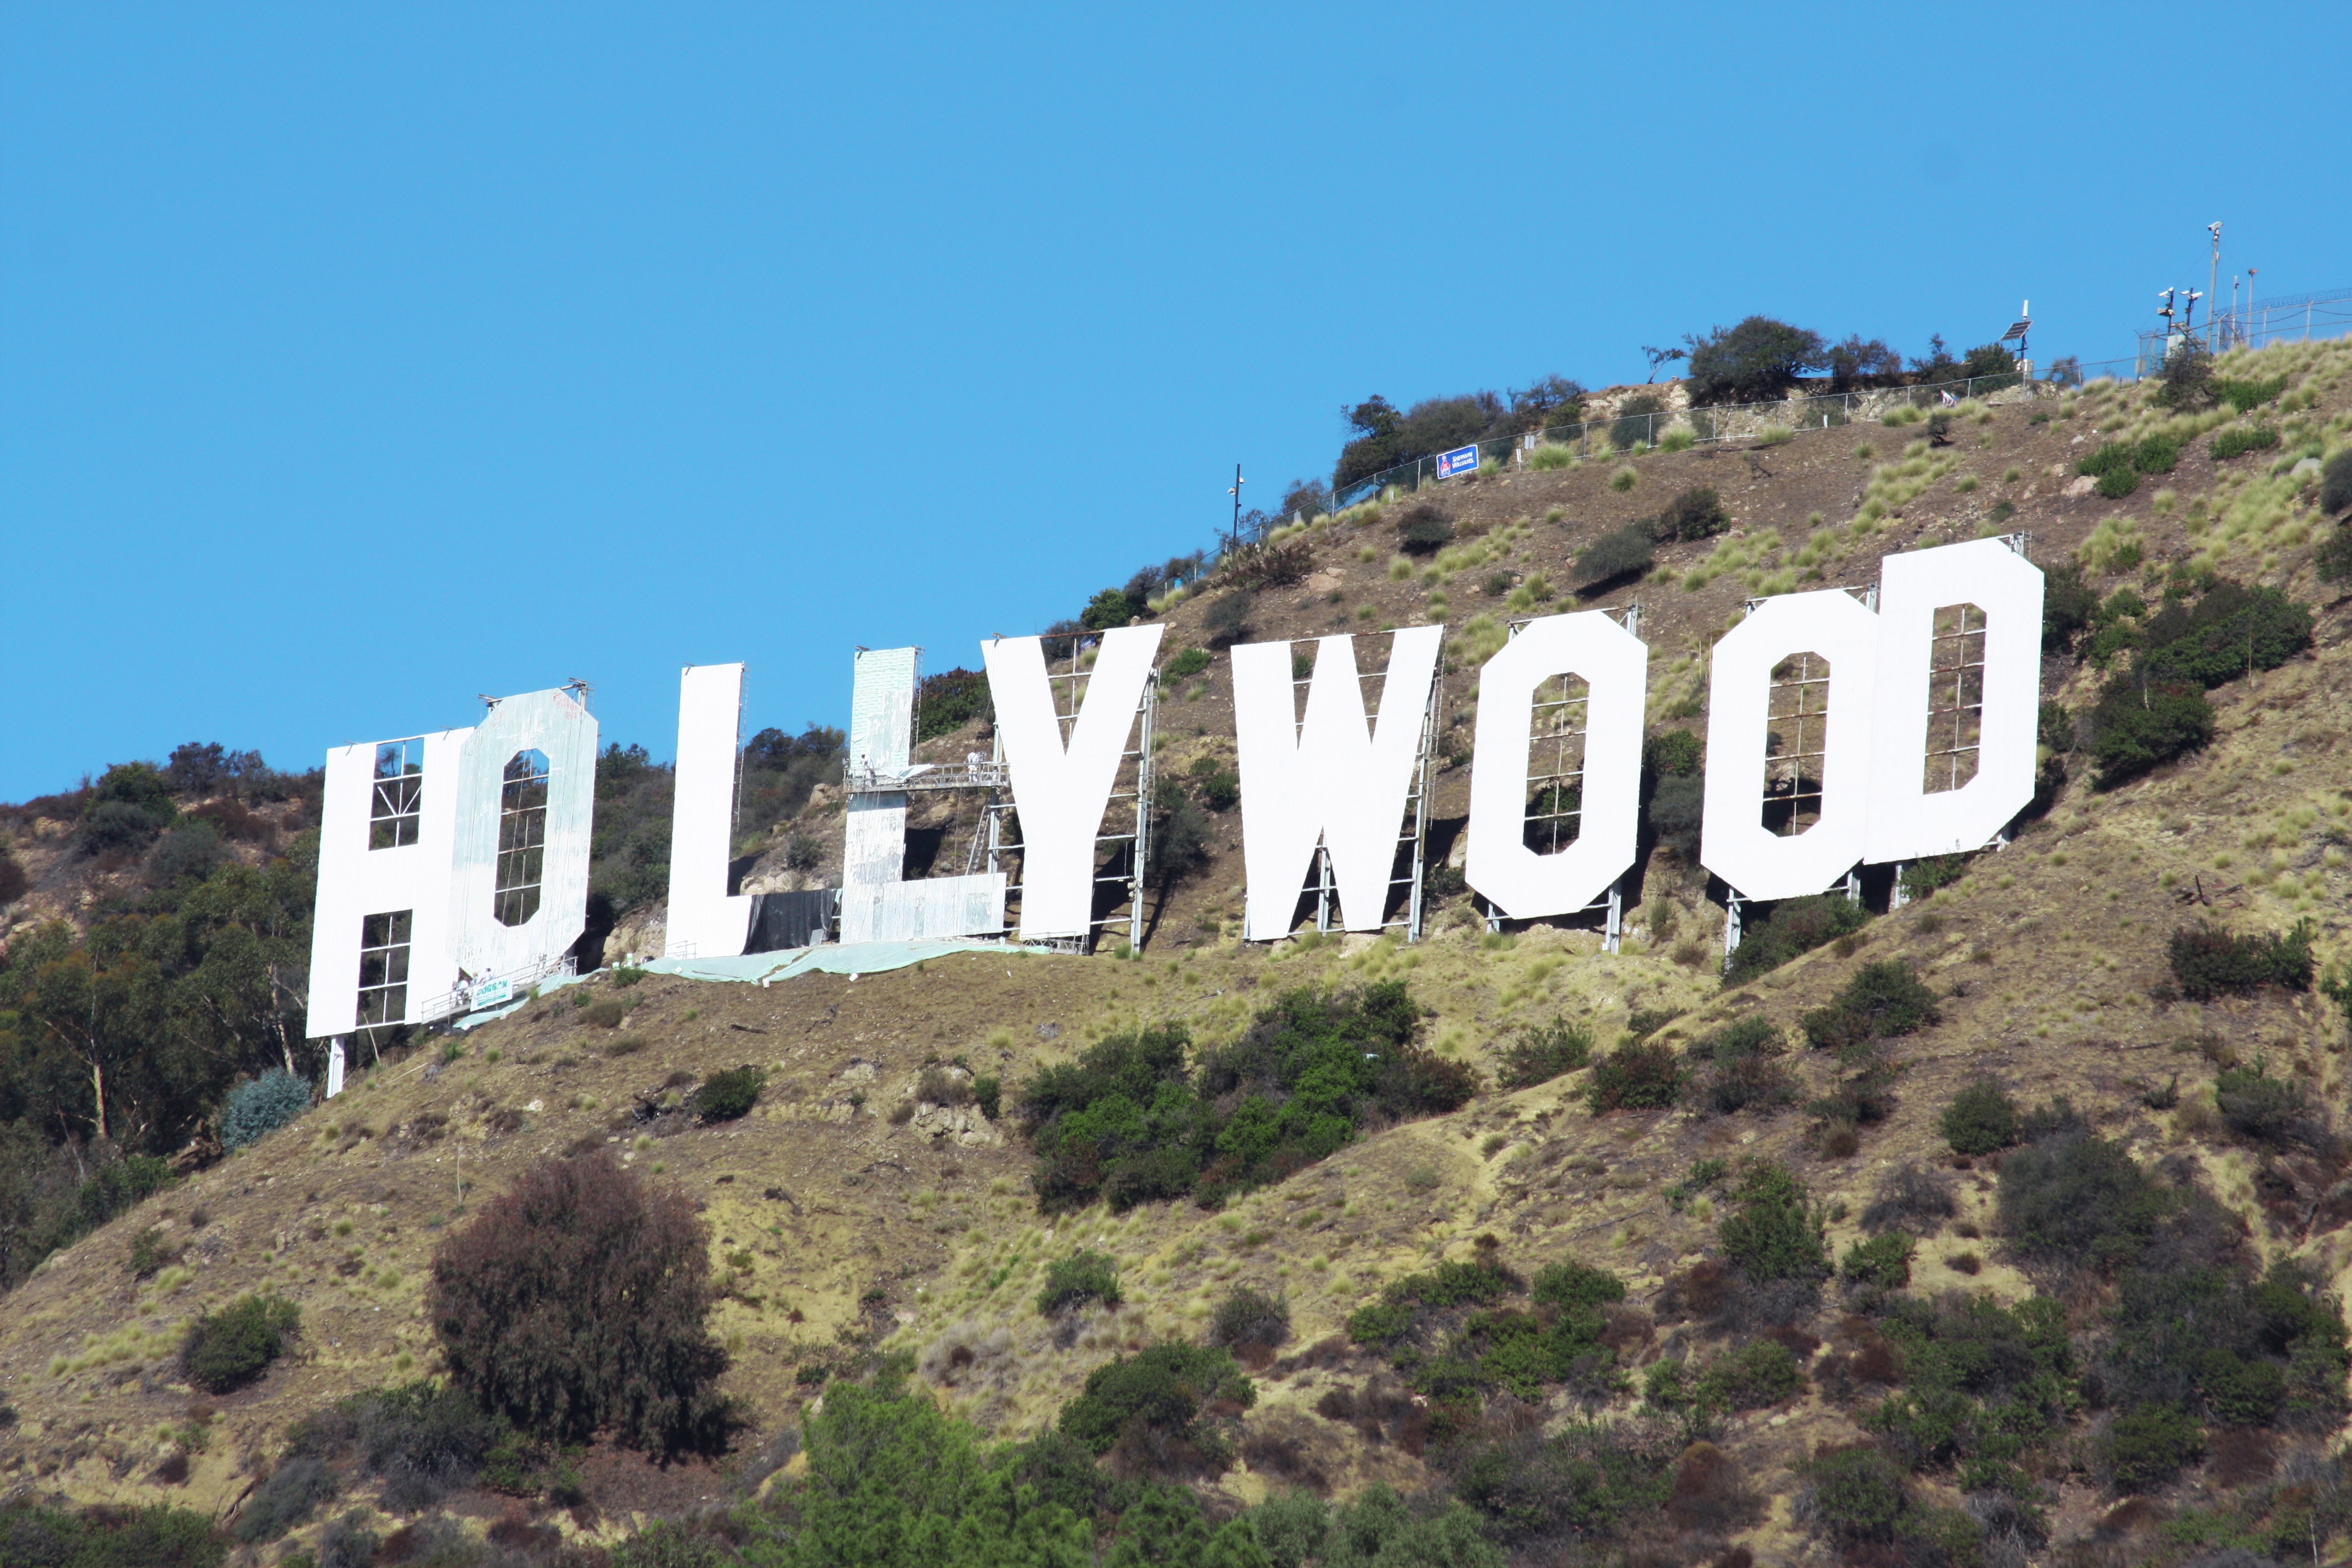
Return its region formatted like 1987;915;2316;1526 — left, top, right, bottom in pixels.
8;335;2352;1567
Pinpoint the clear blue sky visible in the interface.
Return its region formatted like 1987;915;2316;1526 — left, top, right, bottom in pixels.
4;3;2344;799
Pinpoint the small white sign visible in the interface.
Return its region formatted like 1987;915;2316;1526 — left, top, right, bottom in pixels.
471;977;513;1009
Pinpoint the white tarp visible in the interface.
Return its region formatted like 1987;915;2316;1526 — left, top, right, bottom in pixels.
1233;627;1442;939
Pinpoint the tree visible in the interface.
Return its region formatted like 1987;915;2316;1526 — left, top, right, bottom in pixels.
1683;317;1826;405
1825;335;1902;390
1641;345;1686;384
429;1152;731;1451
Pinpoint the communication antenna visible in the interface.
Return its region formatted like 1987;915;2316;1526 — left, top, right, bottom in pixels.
2207;221;2223;349
1999;299;2033;364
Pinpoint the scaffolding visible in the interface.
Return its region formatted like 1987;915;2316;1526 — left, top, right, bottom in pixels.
1480;604;1641;949
977;638;1158;952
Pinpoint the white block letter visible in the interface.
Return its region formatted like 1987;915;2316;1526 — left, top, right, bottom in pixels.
1465;612;1647;919
305;728;471;1038
985;625;1164;940
1233;627;1442;940
448;687;598;978
1701;592;1879;901
1865;538;2045;861
665;664;754;959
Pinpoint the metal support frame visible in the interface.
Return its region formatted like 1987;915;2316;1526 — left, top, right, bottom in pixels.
987;639;1158;952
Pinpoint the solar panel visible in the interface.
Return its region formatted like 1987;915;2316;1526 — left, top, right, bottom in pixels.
1999;319;2032;341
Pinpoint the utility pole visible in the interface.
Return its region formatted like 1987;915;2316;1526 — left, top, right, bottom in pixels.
1227;464;1245;554
2207;221;2223;351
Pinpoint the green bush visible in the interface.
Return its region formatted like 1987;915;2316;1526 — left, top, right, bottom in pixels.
1082;586;1146;630
2317;523;2352;584
2088;675;2213;788
1038;1250;1123;1315
1185;755;1240;811
692;1066;766;1122
1841;1231;1913;1292
288;1379;507;1512
235;1457;340;1543
1208;1285;1289;1353
1800;961;1940;1052
1723;893;1870;983
971;1075;1001;1120
1163;646;1211;680
1584;1039;1681;1114
2093;464;2139;499
2169;919;2315;999
1690;1016;1796;1116
1799;1444;1905;1544
2043;560;2099;650
2213;1062;2307;1143
1939;1079;2019;1155
1058;1342;1254;1460
2103;1404;2203;1490
2217;373;2288;413
1718;1161;1828;1283
2154;339;2215;408
1649;485;1730;542
1643;728;1702;778
0;1502;230;1568
2210;423;2280;461
1021;983;1470;1213
220;1068;311;1150
1495;1017;1592;1088
181;1293;301;1393
1448;1424;1673;1549
2322;450;2352;514
128;1226;173;1278
2138;580;2312;689
1646;771;1703;862
1697;1340;1804;1410
1997;1124;2171;1271
1609;391;1665;449
1394;502;1455;554
1571;525;1654;591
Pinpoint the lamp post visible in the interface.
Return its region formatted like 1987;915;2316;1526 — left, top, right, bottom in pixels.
1227;464;1245;554
2207;221;2223;351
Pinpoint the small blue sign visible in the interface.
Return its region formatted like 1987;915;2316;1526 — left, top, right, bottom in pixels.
1435;444;1480;480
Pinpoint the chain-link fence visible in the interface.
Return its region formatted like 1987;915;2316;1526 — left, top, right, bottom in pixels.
1329;370;2051;511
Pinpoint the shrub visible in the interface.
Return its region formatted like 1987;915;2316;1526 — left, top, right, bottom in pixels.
235;1457;340;1543
220;1068;311;1150
1163;646;1211;680
1684;317;1825;405
1584;1039;1681;1113
2042;560;2099;650
1570;525;1654;591
1690;1017;1796;1116
1037;1250;1121;1315
1201;591;1255;649
1842;1232;1914;1292
1609;391;1665;449
1394;502;1455;555
288;1380;507;1512
2322;450;2352;515
1939;1079;2019;1155
128;1227;173;1278
1698;1340;1804;1409
1646;771;1703;862
2317;524;2352;584
429;1151;729;1450
1861;1163;1957;1234
1997;1124;2171;1271
2138;580;2312;689
1082;586;1145;630
2213;1063;2307;1144
2154;339;2215;408
1800;961;1940;1052
1649;485;1730;543
1723;893;1870;983
2217;373;2289;412
971;1075;1001;1120
2104;1404;2204;1490
2088;677;2213;788
1719;1161;1828;1283
1021;983;1465;1213
2169;919;2315;999
913;667;992;741
1798;1444;1905;1544
692;1066;766;1122
1209;1286;1289;1354
2211;423;2279;461
182;1293;301;1393
0;1502;231;1568
1495;1017;1591;1088
1058;1342;1254;1461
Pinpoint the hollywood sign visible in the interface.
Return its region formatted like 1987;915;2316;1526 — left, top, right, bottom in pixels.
304;537;2040;1060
